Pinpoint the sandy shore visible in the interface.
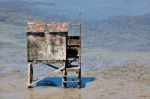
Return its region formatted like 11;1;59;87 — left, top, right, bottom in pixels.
0;64;150;99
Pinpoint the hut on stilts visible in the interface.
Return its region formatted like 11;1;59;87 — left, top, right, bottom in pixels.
26;21;81;88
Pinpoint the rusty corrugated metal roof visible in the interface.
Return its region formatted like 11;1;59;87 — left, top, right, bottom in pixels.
26;22;68;32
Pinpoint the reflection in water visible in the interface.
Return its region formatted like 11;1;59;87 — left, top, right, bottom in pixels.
27;89;34;99
36;76;95;88
55;89;82;99
27;88;82;99
27;82;84;99
26;76;95;99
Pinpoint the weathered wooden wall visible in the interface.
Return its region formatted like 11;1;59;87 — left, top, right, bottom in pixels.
26;22;68;62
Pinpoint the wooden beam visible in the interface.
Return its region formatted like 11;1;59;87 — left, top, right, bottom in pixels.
27;63;33;88
46;64;60;70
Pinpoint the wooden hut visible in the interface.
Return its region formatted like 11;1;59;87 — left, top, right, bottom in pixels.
26;22;81;88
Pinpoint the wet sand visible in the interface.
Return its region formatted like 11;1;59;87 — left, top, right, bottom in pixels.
0;64;149;99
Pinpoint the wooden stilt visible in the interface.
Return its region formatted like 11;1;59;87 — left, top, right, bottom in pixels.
62;70;67;87
27;63;33;88
78;68;81;88
62;62;67;87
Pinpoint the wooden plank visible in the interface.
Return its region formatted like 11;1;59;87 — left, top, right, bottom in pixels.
27;63;33;88
68;36;80;46
66;66;80;71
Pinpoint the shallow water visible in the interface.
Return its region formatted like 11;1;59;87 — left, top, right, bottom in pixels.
0;0;150;71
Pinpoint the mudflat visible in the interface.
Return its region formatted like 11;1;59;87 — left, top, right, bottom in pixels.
0;64;149;99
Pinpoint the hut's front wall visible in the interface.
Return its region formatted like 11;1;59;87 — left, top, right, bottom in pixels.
27;32;67;62
26;22;68;63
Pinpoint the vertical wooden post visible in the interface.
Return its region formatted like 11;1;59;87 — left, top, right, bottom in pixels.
27;63;33;88
78;69;81;88
62;61;67;87
78;26;81;87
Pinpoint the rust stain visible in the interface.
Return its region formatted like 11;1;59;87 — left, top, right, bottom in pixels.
36;34;45;45
26;22;46;32
47;22;68;32
26;22;68;32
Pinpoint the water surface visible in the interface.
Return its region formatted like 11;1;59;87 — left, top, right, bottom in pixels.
0;0;150;71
